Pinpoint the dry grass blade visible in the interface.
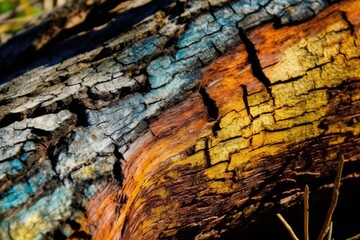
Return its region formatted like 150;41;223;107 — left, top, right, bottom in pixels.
304;185;310;240
276;213;300;240
317;155;344;240
346;233;360;240
327;221;333;240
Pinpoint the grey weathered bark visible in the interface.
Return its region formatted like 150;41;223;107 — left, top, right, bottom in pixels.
0;0;360;239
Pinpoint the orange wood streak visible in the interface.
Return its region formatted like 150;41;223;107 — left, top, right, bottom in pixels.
201;44;264;116
87;93;211;239
85;1;360;239
86;184;122;238
149;94;208;137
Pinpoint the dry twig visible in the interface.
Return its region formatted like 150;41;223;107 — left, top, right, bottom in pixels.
317;155;344;240
276;213;300;240
304;185;310;240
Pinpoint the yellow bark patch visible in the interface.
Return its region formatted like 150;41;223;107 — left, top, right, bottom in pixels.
196;11;360;189
204;162;232;179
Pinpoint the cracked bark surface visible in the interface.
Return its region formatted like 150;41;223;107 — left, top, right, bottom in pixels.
0;0;360;239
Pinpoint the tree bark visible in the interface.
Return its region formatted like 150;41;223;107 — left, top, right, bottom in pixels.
0;0;360;239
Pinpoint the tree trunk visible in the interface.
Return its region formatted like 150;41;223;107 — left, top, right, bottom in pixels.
1;0;360;239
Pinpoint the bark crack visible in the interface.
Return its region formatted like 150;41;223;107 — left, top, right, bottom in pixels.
239;28;273;99
199;86;219;121
341;11;355;35
241;84;253;119
204;139;212;167
68;99;89;127
113;145;125;186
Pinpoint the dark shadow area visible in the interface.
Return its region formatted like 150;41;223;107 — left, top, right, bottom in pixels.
223;178;360;239
0;0;177;84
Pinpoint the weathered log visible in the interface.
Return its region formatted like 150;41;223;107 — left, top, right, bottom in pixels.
0;0;360;239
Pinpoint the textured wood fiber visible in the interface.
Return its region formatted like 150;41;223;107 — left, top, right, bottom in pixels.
0;0;360;239
88;2;360;239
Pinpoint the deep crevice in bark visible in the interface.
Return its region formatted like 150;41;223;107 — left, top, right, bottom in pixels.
241;84;253;119
112;160;124;185
239;28;273;97
112;145;125;185
212;121;221;137
0;112;23;129
204;139;212;167
68;100;89;127
199;86;219;121
341;11;355;35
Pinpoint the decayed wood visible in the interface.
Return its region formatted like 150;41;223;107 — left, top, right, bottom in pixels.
0;0;360;239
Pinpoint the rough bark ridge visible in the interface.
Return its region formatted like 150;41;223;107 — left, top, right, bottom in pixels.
0;0;360;239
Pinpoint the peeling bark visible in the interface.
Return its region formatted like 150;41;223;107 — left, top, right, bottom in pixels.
0;0;360;239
